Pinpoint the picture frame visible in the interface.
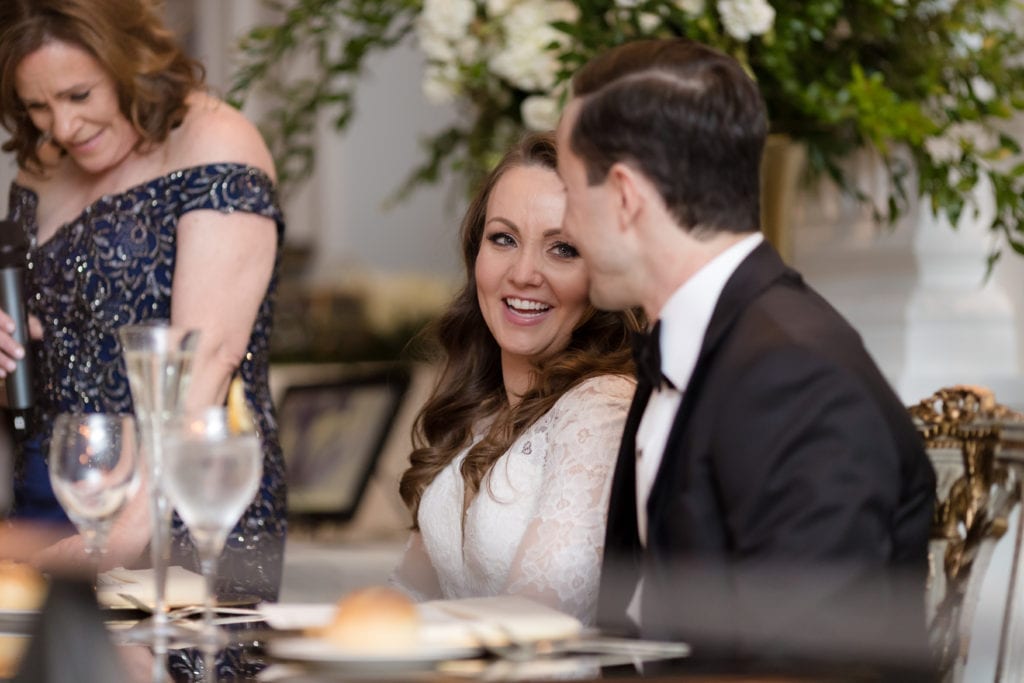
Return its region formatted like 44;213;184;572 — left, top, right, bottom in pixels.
276;363;411;522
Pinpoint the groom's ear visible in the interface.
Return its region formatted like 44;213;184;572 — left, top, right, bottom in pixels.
607;162;652;234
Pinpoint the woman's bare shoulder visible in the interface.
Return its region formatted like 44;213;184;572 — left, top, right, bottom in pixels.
167;91;276;181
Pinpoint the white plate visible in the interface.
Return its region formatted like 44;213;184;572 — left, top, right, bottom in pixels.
0;608;37;635
267;636;481;670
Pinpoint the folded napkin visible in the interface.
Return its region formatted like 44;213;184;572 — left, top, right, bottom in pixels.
421;596;583;644
259;595;582;646
96;566;206;610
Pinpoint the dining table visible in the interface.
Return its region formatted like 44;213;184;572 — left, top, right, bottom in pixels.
1;571;937;683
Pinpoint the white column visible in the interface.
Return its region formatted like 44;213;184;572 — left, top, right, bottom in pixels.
899;175;1021;406
790;150;918;396
791;145;1024;410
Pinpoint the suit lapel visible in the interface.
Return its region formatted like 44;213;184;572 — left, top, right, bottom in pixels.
604;380;652;550
597;378;652;629
644;241;796;537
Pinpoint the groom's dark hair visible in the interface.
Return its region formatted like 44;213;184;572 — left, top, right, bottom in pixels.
570;38;767;235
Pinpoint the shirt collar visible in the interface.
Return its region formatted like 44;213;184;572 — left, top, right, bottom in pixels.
656;232;763;391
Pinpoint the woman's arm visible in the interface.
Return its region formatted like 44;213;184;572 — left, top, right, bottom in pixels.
502;375;634;624
169;99;278;410
389;531;444;601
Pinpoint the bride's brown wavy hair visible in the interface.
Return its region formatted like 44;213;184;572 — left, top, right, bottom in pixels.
399;131;643;528
0;0;204;173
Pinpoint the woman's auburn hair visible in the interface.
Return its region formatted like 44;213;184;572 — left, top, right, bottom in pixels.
398;131;642;528
0;0;205;172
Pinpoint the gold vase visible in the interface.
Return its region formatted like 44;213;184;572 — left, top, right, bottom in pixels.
760;134;807;263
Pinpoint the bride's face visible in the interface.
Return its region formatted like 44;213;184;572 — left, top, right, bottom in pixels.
15;40;139;174
475;164;589;378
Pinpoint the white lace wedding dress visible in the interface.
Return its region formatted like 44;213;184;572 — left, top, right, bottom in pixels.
390;374;635;625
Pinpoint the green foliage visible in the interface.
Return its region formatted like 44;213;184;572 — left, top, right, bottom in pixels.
230;0;420;190
231;0;1024;256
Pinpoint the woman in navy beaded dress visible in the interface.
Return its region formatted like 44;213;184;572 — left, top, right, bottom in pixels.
0;0;286;603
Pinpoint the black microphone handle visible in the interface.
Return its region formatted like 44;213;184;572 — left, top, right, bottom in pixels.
0;266;33;434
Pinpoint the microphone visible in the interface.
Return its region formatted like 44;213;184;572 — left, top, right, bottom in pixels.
0;219;33;439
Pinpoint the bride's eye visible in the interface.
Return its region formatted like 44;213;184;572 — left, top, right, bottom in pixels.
487;232;517;248
551;242;579;259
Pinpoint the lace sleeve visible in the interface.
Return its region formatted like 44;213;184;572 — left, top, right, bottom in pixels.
388;531;443;602
503;374;634;624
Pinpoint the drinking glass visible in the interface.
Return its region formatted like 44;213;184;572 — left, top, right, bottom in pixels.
117;322;200;644
162;407;262;650
48;413;139;565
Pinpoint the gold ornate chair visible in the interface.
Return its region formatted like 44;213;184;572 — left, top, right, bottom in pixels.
910;386;1024;682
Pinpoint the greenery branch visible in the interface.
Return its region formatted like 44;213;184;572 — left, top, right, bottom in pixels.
230;0;1024;262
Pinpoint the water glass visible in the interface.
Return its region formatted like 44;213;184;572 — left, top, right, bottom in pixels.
118;321;199;645
48;413;139;564
163;407;262;650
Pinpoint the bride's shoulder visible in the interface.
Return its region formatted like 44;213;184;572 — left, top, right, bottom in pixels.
564;374;636;404
546;374;635;420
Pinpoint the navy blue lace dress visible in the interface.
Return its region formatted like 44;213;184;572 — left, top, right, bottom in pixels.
5;163;287;601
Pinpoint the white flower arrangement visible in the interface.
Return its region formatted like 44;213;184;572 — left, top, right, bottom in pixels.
233;0;1024;258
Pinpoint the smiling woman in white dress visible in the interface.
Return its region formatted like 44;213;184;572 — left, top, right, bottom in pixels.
389;132;642;624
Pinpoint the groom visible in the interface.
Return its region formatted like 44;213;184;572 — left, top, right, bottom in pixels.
555;38;936;666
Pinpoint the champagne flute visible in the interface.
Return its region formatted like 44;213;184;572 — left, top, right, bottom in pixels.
48;413;139;567
162;407;262;651
118;322;199;645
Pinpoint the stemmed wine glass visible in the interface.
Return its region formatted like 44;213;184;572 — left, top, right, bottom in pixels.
118;322;200;645
162;406;262;651
48;413;139;567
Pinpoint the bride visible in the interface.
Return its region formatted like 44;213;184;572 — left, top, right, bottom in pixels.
389;132;640;624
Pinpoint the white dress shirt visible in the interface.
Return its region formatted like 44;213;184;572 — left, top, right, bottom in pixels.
628;232;763;625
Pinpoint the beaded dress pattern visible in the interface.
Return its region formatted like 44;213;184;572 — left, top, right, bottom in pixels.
6;163;287;601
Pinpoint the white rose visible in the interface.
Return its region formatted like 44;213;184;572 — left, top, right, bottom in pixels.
673;0;706;14
521;95;561;131
456;35;482;63
420;0;476;41
490;0;576;91
925;122;998;164
416;22;456;63
486;0;519;17
971;77;995;103
490;39;554;91
638;12;662;33
614;0;643;7
717;0;775;40
924;135;960;165
422;64;460;105
953;31;984;56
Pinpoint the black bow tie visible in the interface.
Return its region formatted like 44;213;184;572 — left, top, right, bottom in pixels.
632;320;672;389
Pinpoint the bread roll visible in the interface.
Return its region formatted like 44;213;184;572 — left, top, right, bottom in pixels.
316;586;420;652
0;561;47;611
0;635;29;679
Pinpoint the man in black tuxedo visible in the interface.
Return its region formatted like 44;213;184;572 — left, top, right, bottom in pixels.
555;38;936;668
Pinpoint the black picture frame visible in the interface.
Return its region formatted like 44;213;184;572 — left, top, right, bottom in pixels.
277;364;411;522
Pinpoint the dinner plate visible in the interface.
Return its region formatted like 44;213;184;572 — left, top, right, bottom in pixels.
267;636;482;671
0;608;37;636
99;592;260;613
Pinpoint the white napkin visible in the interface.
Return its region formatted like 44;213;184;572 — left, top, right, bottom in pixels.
257;603;336;631
97;566;206;610
421;596;583;643
259;595;582;645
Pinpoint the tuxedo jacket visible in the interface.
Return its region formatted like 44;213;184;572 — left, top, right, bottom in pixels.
597;241;936;663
